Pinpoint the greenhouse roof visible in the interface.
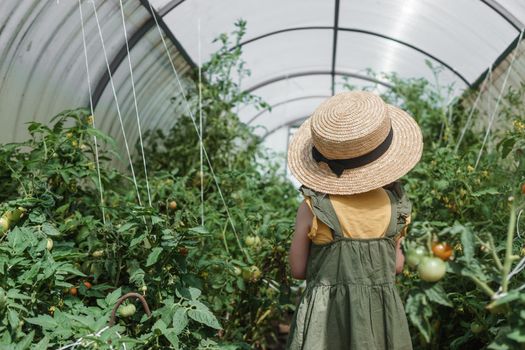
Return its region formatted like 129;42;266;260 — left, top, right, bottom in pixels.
151;0;525;133
0;0;524;158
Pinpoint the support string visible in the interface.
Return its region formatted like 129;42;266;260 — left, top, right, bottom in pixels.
198;18;204;226
89;0;143;207
118;0;152;207
455;65;492;152
148;3;249;259
78;0;106;224
475;29;525;169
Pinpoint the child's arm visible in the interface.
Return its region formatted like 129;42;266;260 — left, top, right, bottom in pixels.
289;200;312;280
395;214;411;274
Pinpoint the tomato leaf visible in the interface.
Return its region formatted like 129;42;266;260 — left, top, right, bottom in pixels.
459;226;474;263
471;188;499;197
172;307;189;335
422;283;452;307
25;315;58;330
188;304;222;330
146;247;163;267
405;293;432;343
104;288;122;307
189;226;209;235
41;222;61;237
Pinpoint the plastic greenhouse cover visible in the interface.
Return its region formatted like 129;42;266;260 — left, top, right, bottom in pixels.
161;0;521;134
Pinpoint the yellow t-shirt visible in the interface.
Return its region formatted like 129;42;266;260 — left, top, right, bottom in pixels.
304;188;410;244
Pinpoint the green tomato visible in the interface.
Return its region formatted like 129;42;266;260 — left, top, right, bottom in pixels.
0;217;8;234
242;266;261;282
92;250;105;258
406;246;426;268
4;208;26;223
418;257;446;282
118;304;136;318
245;236;256;247
470;322;484;334
46;238;54;251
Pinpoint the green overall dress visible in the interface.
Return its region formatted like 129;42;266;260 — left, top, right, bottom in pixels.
286;184;413;350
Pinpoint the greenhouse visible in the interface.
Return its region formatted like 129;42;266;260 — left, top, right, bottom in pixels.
0;0;525;349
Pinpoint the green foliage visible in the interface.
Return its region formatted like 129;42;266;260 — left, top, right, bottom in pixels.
0;20;297;349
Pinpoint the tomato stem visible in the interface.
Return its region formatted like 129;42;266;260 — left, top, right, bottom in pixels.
487;233;503;271
501;201;517;293
426;232;433;254
468;275;495;297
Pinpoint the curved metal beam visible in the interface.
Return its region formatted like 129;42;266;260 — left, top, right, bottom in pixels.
158;0;187;16
264;114;310;139
92;18;155;108
139;0;196;67
248;95;331;125
472;29;525;89
92;1;195;109
235;26;471;87
480;0;524;32
248;71;394;126
245;70;393;94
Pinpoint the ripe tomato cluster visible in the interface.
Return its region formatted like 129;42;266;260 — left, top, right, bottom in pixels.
405;240;453;282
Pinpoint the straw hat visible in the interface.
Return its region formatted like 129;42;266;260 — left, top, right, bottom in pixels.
287;91;423;195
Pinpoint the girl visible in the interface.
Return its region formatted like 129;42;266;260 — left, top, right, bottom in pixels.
286;91;423;350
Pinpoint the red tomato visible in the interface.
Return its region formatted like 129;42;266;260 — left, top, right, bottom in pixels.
83;281;92;289
432;242;453;261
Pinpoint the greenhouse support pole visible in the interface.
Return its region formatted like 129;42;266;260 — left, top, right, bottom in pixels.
330;0;340;96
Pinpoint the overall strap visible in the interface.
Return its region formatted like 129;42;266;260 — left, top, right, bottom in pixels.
300;187;344;240
383;181;412;238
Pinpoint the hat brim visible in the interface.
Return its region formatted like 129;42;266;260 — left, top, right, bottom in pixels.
287;105;423;195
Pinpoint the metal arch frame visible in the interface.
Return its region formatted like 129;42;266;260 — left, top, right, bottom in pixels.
247;69;394;126
472;29;525;89
245;70;393;94
480;0;524;31
264;114;311;139
234;26;471;87
91;18;155;108
139;0;196;67
158;0;186;16
330;0;341;96
91;0;195;109
89;0;525;110
248;94;331;125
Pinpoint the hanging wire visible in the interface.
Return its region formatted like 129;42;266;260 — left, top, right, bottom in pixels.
118;0;152;207
494;255;525;299
455;65;493;152
198;18;204;226
147;3;249;259
78;0;106;224
89;0;143;207
475;28;525;169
